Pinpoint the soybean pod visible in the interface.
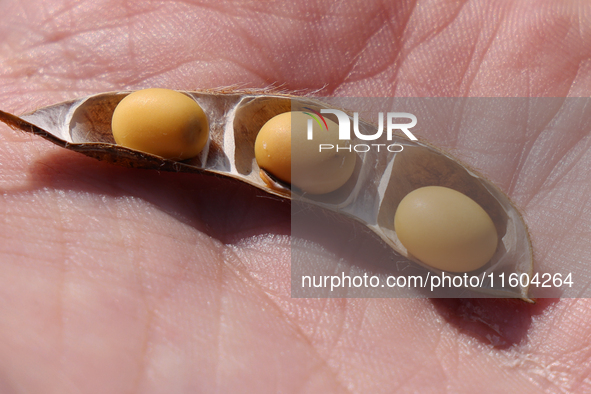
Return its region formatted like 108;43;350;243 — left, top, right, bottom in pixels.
0;89;534;301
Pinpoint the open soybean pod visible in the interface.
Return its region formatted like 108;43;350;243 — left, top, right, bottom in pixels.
0;90;533;301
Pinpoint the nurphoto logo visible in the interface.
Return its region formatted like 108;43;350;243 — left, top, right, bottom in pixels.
304;108;418;153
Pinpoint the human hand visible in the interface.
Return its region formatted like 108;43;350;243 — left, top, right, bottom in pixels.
1;1;591;392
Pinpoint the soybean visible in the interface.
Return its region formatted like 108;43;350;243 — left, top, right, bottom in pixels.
394;186;498;272
111;88;208;160
254;111;356;194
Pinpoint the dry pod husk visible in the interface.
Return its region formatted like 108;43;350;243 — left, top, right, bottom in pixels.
0;90;533;301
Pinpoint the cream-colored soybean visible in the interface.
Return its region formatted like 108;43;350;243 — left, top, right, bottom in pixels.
394;186;498;272
111;88;208;160
254;111;356;194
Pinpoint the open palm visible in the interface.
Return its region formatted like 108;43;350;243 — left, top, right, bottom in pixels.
1;1;591;393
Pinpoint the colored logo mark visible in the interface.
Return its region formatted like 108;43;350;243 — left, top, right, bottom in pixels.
302;107;328;130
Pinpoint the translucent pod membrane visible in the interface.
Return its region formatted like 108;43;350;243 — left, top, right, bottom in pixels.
0;91;534;301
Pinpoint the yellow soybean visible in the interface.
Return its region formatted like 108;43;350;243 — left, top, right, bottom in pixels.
394;186;498;272
111;88;208;160
254;111;356;194
254;112;292;185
